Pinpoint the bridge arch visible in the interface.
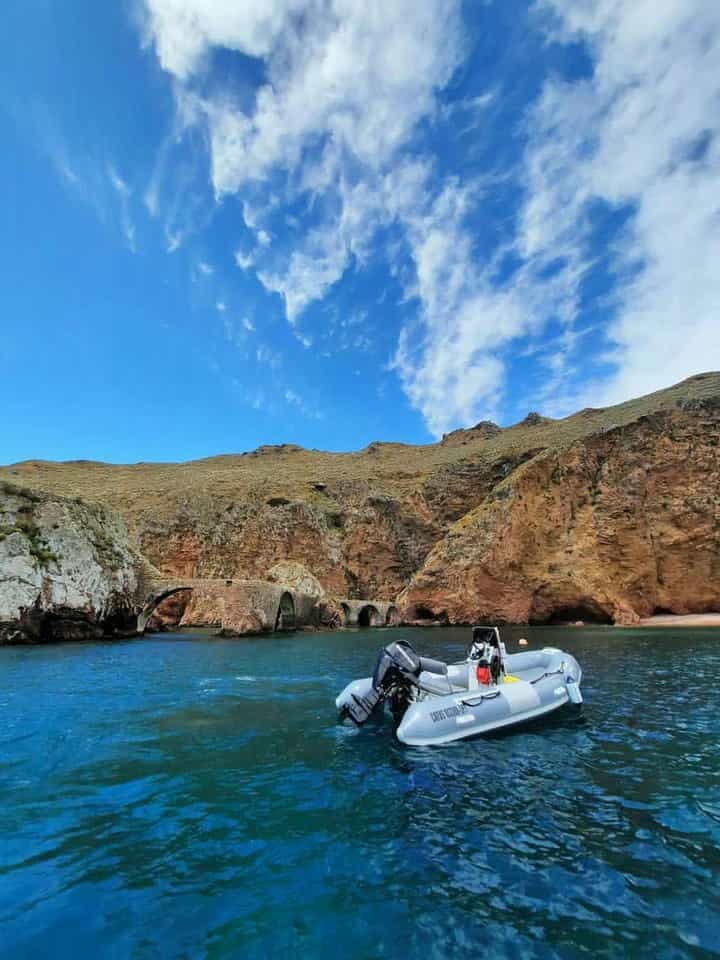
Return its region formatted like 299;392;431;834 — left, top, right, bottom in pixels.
357;604;380;628
139;586;193;633
274;591;296;631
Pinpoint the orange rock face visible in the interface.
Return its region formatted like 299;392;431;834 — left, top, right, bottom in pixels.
135;493;438;601
136;393;720;626
400;405;720;624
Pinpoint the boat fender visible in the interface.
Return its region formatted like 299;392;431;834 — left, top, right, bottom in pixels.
566;677;583;704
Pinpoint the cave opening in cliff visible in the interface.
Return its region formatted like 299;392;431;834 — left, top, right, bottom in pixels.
407;604;436;622
340;602;351;626
543;603;613;625
358;605;380;627
275;592;296;631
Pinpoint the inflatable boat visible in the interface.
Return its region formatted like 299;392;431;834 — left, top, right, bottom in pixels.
336;626;583;746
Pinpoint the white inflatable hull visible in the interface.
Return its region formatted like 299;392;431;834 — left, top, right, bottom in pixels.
336;647;582;746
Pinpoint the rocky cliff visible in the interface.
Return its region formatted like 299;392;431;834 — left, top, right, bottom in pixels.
401;402;720;624
2;373;719;627
0;482;145;642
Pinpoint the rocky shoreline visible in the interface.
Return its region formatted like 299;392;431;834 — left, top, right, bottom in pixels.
2;373;719;643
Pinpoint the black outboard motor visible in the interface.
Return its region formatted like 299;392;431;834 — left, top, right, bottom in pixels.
341;640;447;725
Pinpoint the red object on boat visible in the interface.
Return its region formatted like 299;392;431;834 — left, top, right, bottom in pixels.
476;664;491;685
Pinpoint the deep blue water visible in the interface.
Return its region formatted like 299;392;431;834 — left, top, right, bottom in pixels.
1;626;719;959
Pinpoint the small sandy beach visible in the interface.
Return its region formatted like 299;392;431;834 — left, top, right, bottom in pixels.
637;613;720;628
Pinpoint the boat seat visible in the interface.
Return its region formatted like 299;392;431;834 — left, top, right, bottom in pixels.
418;674;467;695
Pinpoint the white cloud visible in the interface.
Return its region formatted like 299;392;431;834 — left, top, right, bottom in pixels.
107;164;137;253
215;300;226;312
516;0;720;408
198;260;214;275
256;343;282;369
141;0;464;305
139;0;534;433
257;229;350;324
224;314;254;346
400;0;720;429
150;1;463;195
144;179;160;217
284;386;322;419
58;161;79;186
141;0;303;79
108;165;131;197
140;0;720;435
235;249;254;271
166;229;183;253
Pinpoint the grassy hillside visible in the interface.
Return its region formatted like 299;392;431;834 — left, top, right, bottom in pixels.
2;373;718;521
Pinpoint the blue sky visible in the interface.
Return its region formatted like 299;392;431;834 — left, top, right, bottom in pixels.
1;0;718;463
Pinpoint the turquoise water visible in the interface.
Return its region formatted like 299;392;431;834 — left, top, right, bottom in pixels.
1;626;719;959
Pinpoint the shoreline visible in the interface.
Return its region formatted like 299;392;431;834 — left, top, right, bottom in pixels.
635;613;720;628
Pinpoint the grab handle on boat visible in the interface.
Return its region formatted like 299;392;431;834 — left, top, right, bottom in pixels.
461;690;501;707
529;668;564;685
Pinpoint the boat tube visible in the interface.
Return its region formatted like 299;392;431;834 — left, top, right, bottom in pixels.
335;626;583;746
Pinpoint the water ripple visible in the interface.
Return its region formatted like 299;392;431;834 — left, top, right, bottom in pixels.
0;626;719;958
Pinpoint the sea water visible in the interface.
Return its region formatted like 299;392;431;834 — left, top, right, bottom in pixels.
1;626;719;958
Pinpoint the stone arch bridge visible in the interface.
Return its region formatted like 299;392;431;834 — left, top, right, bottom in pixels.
134;575;400;636
338;600;400;628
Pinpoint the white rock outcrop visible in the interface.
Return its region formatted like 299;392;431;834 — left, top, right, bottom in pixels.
0;482;143;643
266;560;326;599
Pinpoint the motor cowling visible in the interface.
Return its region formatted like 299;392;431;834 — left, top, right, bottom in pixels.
342;640;423;725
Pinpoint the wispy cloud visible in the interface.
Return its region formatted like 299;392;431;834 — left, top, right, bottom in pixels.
398;0;720;429
140;0;464;326
524;0;720;408
256;343;282;370
34;106;141;256
235;249;254;271
138;0;720;434
107;164;137;253
284;387;323;420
